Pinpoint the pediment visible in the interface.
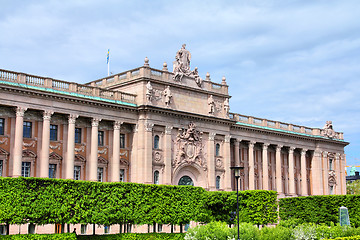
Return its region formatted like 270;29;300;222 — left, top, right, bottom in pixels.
22;149;36;158
49;152;62;161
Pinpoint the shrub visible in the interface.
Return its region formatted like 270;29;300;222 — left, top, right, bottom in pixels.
259;226;292;240
0;233;76;240
77;233;185;240
229;222;260;240
278;218;304;229
184;221;230;240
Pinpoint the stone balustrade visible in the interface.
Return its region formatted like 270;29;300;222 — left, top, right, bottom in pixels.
229;112;344;140
0;69;136;105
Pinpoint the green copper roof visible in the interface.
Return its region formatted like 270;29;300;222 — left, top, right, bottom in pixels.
235;121;345;142
0;80;137;107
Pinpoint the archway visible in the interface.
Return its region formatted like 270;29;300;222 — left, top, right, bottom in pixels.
178;175;194;186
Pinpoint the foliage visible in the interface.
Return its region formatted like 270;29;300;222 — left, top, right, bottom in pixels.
77;233;185;240
229;222;260;240
258;226;292;240
184;221;231;240
347;180;360;195
278;219;304;229
0;233;76;240
279;195;360;227
204;190;278;226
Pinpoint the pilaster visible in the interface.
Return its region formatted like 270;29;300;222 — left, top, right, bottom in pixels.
311;150;323;195
223;135;232;191
207;132;216;190
163;125;173;185
144;121;154;184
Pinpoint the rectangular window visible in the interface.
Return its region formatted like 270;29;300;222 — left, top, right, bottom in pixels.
49;164;56;178
81;224;87;234
0;118;4;135
0;225;6;235
104;225;110;234
98;131;104;146
23;121;32;138
157;224;163;232
0;160;3;177
74;166;81;180
50;124;58;141
120;134;125;148
329;158;333;171
97;167;104;182
120;169;125;182
75;128;82;144
330;186;334;195
21;162;31;177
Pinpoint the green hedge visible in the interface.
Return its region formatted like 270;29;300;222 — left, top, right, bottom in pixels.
279;195;360;227
330;237;360;240
77;233;185;240
0;233;76;240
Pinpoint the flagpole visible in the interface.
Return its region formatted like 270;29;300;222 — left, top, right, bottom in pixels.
107;49;110;76
108;61;110;76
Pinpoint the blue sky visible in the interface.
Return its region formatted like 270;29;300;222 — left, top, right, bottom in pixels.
1;0;359;167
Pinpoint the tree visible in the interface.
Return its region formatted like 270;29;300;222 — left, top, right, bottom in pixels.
347;180;360;194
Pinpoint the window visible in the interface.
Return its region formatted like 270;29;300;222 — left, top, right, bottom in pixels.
21;162;31;177
50;124;58;141
120;169;125;182
55;224;64;234
74;166;81;180
23;121;32;138
98;167;104;182
0;118;4;135
215;143;220;156
154;135;160;149
81;224;87;235
28;223;35;234
0;225;7;235
104;225;110;234
157;224;163;232
120;134;125;148
329;158;333;171
0;160;3;177
49;164;57;178
75;128;82;143
154;170;159;184
330;186;334;195
98;131;104;146
216;176;221;190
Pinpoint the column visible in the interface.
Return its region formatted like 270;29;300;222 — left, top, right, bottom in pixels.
262;143;269;190
248;141;255;190
89;118;101;181
112;121;121;182
12;106;27;177
311;150;323;195
65;114;78;179
130;124;138;183
300;149;308;196
223;135;232;191
341;154;346;195
163;126;173;185
335;153;341;195
275;145;283;195
234;139;240;166
207;132;216;190
288;147;296;196
322;151;329;195
40;110;54;178
144;121;154;184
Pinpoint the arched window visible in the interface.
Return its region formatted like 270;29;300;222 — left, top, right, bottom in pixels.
215;143;220;156
154;170;159;184
154;135;160;149
178;176;194;186
216;176;221;190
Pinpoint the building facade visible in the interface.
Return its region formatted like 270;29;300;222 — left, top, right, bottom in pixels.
0;46;348;234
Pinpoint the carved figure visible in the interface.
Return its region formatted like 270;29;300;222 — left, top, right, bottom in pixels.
146;81;153;103
163;86;172;107
176;44;191;72
208;95;215;114
192;67;202;87
322;121;337;139
224;98;230;115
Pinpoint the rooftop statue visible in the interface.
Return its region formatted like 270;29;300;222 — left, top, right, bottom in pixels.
173;44;203;87
322;120;338;139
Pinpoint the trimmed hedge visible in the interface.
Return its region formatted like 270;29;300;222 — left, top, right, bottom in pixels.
0;233;76;240
77;233;185;240
330;237;360;240
279;195;360;227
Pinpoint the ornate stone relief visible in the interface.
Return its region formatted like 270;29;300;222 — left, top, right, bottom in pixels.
49;143;61;150
321;121;339;139
43;110;54;121
23;141;36;148
144;122;154;132
153;151;163;165
215;158;224;170
0;137;8;145
98;148;108;154
16;106;27;117
120;150;128;157
74;146;85;152
173;122;206;170
98;157;108;165
328;170;336;187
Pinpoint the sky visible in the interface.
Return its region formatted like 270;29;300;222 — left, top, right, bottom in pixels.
0;0;359;167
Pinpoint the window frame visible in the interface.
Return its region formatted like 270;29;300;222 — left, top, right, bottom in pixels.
50;124;58;141
21;162;31;177
74;165;81;180
120;134;125;148
154;135;160;149
120;169;125;182
98;131;104;146
97;167;104;182
23;121;32;138
49;164;57;179
0;118;4;135
215;143;220;156
75;128;82;144
154;170;159;184
216;175;221;190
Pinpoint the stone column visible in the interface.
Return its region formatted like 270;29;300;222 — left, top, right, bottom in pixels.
130;124;138;183
311;150;323;195
341;154;346;195
40;110;54;178
248;141;255;190
322;151;329;195
208;132;216;190
275;145;283;195
335;153;341;195
262;143;270;190
13;106;27;177
89;118;101;181
300;149;308;196
163;126;173;185
234;139;240;166
112;121;121;182
288;147;296;196
65;114;78;179
223;135;232;191
144;121;154;184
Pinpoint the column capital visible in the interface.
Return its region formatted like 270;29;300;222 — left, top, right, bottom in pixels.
68;114;79;124
114;121;122;130
16;106;27;117
224;135;231;143
165;125;173;135
322;151;328;158
133;124;138;133
249;140;256;148
276;145;283;152
234;138;241;146
301;149;308;156
43;110;54;121
209;132;216;141
144;121;154;132
92;118;101;127
262;142;270;150
289;146;295;154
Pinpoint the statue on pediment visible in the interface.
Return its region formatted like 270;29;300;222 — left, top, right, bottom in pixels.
163;86;172;107
208;95;215;114
146;81;153;103
322;121;338;139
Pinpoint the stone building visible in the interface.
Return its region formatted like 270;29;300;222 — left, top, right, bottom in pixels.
0;45;348;234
